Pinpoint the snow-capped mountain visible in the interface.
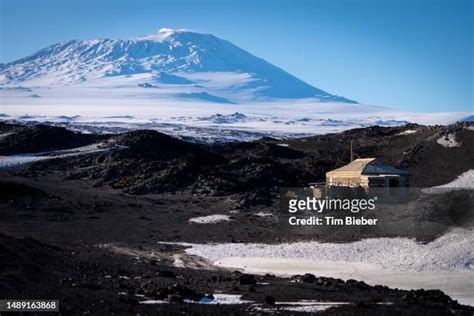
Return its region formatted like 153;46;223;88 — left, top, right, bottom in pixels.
0;28;469;141
0;28;354;103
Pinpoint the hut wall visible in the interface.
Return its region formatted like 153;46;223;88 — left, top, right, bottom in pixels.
326;176;369;188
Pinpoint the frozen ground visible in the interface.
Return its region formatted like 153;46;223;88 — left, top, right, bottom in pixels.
0;99;468;142
181;228;474;306
185;228;474;273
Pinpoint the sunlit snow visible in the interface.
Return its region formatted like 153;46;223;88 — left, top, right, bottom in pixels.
181;228;474;305
188;214;231;224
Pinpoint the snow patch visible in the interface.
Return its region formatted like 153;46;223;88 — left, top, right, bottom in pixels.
0;155;52;168
255;212;274;217
397;129;418;136
279;301;347;313
139;300;168;304
188;214;231;224
254;301;348;313
437;133;461;148
0;143;113;169
0;132;14;139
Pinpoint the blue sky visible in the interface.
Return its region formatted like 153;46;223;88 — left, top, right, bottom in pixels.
0;0;472;112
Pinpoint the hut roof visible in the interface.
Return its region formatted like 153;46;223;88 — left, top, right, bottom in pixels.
326;158;408;177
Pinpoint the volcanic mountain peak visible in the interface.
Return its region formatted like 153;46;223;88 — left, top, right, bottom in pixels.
0;28;356;103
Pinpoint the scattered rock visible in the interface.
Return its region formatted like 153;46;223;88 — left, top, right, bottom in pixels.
301;273;317;283
239;274;256;285
265;295;276;305
156;270;176;278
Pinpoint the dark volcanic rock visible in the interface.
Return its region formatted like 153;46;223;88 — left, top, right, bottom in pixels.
265;295;276;305
398;125;474;186
0;124;96;155
154;283;205;302
112;130;212;160
0;181;49;200
239;274;257;285
404;289;453;306
301;273;317;283
0;233;61;298
156;270;176;278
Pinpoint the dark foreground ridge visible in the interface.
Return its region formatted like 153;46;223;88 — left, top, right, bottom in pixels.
0;121;473;314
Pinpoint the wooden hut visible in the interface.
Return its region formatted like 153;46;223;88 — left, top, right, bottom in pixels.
326;158;409;190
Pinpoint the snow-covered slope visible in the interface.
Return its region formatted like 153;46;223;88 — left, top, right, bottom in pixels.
181;228;474;305
0;28;353;103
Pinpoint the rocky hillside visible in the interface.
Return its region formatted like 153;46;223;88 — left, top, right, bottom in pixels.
0;123;97;155
3;122;473;203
